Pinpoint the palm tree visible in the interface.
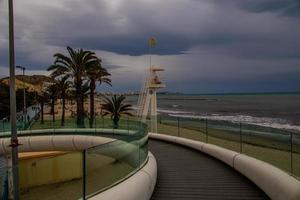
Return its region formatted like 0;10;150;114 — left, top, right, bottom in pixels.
101;95;133;128
56;76;71;126
67;89;76;117
48;46;99;126
37;91;49;124
81;82;91;118
46;83;59;123
86;62;111;127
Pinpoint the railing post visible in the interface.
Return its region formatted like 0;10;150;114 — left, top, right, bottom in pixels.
138;121;142;167
82;149;86;200
102;116;104;131
239;122;242;153
290;133;293;175
205;118;208;143
177;117;180;137
127;116;129;135
94;114;97;134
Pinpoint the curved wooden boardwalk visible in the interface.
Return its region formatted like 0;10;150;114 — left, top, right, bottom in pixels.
149;140;269;200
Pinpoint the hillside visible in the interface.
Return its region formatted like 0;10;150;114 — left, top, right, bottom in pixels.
0;75;53;92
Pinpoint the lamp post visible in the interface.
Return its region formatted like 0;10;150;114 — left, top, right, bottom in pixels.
8;0;20;199
16;65;26;127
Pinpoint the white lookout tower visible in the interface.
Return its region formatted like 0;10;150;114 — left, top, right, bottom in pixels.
137;37;165;132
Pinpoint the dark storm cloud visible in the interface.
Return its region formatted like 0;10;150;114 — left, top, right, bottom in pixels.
2;0;300;57
235;0;300;17
0;0;300;92
42;0;300;58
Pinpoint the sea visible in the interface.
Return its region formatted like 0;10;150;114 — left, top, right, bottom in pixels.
127;93;300;131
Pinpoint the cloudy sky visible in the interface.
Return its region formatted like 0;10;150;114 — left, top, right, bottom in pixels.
0;0;300;93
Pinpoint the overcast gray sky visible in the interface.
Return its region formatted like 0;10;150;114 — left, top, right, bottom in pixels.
0;0;300;93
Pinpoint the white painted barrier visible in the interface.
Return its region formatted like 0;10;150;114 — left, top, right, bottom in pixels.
0;128;138;136
234;154;300;200
90;152;157;200
149;132;300;200
0;133;157;200
0;135;115;154
202;143;239;167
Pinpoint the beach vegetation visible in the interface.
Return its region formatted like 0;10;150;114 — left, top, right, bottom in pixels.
46;83;59;123
86;61;111;127
101;95;133;128
56;75;72;126
36;91;49;124
48;46;102;127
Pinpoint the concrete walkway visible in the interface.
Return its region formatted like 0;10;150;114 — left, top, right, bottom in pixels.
149;139;269;200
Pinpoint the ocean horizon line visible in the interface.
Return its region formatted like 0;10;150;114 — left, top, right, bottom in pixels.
163;91;300;96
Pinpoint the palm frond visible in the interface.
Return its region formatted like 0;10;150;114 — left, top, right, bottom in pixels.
101;95;133;119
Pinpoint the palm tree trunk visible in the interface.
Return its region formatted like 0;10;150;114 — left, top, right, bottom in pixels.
40;101;44;124
89;80;96;128
52;98;55;123
76;78;84;127
81;89;85;124
76;88;81;124
61;92;65;126
113;116;119;129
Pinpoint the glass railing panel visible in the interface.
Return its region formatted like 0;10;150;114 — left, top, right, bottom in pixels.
110;119;129;140
61;116;78;129
0;160;9;200
207;120;241;152
19;151;83;200
0;119;10;135
140;121;148;137
116;119;127;130
137;120;148;166
0;121;8;137
30;115;87;136
0;116;148;198
85;140;140;197
178;118;207;142
130;120;143;138
126;118;137;134
143;118;151;134
139;134;149;166
95;118;114;130
242;124;292;173
95;117;104;130
29;117;54;131
16;113;28;137
157;115;179;136
292;132;300;178
0;121;2;135
0;121;3;133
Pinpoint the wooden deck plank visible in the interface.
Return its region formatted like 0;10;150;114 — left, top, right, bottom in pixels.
149;140;269;200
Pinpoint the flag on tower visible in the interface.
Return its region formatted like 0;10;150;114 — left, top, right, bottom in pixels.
148;37;157;48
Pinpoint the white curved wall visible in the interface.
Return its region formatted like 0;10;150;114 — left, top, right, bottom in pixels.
234;154;300;200
1;128;138;136
149;132;300;200
0;135;149;167
90;152;157;200
0;135;115;155
0;132;157;200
